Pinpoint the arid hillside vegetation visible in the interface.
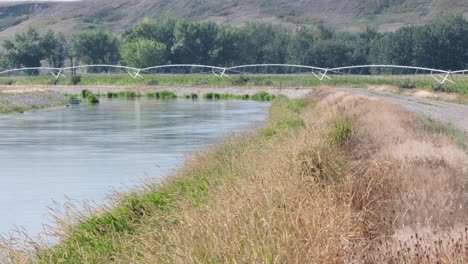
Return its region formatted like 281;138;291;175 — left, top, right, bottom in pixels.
0;0;467;39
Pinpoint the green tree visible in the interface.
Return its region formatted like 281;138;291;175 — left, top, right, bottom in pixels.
171;20;219;64
287;26;315;65
123;18;176;62
1;27;66;74
41;30;67;68
70;30;120;73
210;26;243;66
238;23;289;65
413;16;468;70
2;27;44;73
122;38;167;68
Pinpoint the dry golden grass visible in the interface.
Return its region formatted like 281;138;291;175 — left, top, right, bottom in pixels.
1;90;467;263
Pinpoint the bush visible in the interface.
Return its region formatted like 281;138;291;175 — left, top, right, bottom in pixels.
194;80;209;86
145;92;160;99
107;92;117;98
0;79;15;85
184;93;198;99
251;91;275;101
86;94;99;104
147;79;159;86
81;89;93;98
204;92;219;100
159;90;177;99
397;80;416;89
232;75;250;85
14;106;25;114
70;75;82;85
144;91;177;99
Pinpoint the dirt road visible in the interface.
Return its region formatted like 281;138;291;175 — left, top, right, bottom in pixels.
337;87;468;132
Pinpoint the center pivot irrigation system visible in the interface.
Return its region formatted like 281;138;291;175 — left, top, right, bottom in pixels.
0;64;467;85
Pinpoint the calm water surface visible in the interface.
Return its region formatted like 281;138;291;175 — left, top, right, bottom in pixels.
0;98;269;235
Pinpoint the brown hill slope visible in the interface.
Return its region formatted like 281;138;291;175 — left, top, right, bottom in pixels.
0;0;467;39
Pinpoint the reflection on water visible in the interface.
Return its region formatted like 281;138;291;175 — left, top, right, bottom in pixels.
0;98;269;235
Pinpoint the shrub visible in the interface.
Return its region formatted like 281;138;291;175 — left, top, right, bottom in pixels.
86;94;99;104
147;79;159;86
107;92;117;98
145;91;177;99
14;106;25;113
120;91;138;98
184;93;198;99
194;80;209;86
159;90;177;99
251;91;275;101
232;75;250;85
70;75;82;85
204;92;216;100
145;92;160;99
397;80;416;89
81;89;93;98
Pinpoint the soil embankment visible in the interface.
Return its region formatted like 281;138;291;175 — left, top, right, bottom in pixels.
1;89;467;263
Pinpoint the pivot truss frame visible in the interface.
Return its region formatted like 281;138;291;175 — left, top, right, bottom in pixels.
0;64;466;85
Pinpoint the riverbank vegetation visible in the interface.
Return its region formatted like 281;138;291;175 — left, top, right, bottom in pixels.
87;90;276;102
1;90;467;263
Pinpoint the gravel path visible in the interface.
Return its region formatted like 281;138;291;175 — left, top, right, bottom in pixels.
337;87;468;132
0;91;68;114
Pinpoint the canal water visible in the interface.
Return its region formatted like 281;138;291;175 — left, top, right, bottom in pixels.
0;98;269;236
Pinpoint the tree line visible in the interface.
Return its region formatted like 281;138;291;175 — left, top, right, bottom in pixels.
0;15;466;74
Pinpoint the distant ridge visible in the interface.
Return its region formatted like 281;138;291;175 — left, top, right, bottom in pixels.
0;0;466;39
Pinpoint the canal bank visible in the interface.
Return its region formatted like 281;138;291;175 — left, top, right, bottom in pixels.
0;85;313;100
0;91;68;114
2;91;467;263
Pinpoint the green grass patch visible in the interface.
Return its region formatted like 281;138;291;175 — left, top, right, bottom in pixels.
420;117;468;152
328;118;353;145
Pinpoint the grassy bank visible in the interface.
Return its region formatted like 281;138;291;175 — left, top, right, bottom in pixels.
1;91;467;263
419;116;468;153
1;74;467;94
77;90;276;102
